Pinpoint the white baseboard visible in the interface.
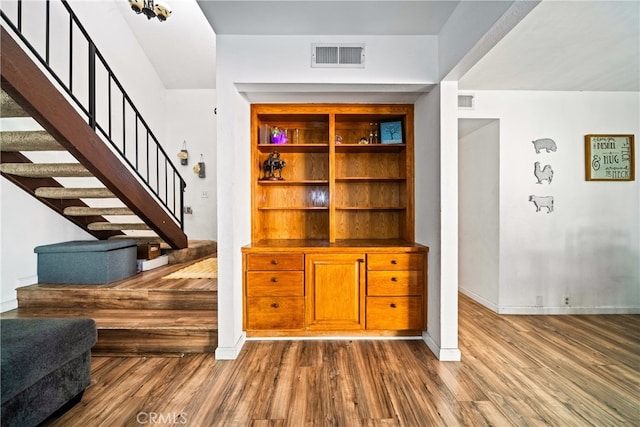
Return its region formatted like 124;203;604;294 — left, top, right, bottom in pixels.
459;288;498;312
245;335;423;342
460;288;640;315
498;306;640;315
214;332;246;360
1;299;18;313
422;332;461;361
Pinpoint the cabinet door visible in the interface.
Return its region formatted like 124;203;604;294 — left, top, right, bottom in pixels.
306;253;365;330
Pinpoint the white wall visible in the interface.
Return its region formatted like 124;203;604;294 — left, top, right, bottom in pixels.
214;34;447;358
0;177;94;311
164;90;217;240
458;119;500;310
459;91;640;314
414;87;446;358
68;0;167;138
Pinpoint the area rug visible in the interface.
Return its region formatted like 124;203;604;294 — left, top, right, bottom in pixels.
162;258;217;279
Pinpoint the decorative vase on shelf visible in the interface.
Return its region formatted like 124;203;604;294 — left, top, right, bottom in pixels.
270;127;288;144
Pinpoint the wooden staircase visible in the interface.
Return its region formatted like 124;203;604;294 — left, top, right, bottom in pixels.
0;253;218;355
0;26;187;248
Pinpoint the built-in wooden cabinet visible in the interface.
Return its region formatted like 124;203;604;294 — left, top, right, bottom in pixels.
244;253;305;330
243;104;427;337
306;253;366;331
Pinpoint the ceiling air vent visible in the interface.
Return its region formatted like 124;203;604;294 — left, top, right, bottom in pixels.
458;94;475;110
312;44;365;68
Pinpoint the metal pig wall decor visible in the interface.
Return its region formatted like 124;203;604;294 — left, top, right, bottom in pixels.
532;138;557;154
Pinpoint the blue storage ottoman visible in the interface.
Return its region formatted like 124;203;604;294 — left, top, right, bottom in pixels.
34;239;137;284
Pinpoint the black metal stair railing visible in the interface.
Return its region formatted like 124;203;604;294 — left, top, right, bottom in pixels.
0;0;185;229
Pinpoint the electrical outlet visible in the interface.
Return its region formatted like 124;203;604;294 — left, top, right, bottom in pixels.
183;206;193;214
564;296;570;305
201;191;209;198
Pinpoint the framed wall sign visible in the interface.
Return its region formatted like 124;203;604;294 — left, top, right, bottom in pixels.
585;134;635;181
379;120;404;144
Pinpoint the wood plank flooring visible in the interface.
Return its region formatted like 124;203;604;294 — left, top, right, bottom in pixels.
45;294;639;426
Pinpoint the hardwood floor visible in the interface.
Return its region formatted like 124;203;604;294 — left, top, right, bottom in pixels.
46;294;639;426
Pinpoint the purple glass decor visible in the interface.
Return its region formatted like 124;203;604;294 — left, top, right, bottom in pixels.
271;127;288;144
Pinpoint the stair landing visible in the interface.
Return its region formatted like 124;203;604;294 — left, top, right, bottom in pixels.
1;255;217;356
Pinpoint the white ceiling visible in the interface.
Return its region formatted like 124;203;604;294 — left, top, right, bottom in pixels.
459;0;640;91
118;0;640;92
115;0;216;89
196;0;460;35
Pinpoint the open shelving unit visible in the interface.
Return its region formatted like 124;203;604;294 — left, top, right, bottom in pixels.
250;103;414;243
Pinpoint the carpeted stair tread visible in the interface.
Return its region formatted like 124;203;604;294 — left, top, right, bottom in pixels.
0;130;64;151
64;206;135;216
0;162;92;177
88;222;151;231
36;187;116;199
0;90;29;117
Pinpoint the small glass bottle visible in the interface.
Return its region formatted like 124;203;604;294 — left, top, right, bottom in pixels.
368;123;374;144
373;123;379;144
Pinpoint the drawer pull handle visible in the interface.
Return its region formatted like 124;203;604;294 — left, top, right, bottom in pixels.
271;260;279;265
271;277;278;283
270;303;280;309
391;260;398;265
391;277;398;282
390;303;397;308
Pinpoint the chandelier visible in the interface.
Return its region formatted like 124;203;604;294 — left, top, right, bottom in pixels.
129;0;172;22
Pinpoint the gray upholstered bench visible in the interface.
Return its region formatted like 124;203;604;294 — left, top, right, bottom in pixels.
1;318;97;426
34;239;137;284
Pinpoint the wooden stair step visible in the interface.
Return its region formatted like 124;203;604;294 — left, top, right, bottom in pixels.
95;328;217;355
64;206;135;216
36;187;116;199
5;257;219;355
166;240;218;264
0;308;216;328
0;308;217;355
17;285;216;310
0;162;92;177
0;130;64;151
88;222;151;231
0;89;28;117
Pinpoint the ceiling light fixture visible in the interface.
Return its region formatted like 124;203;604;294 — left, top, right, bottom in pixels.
129;0;172;22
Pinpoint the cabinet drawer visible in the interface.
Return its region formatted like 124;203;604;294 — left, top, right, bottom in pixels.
367;271;423;296
367;253;424;271
366;296;424;330
247;253;304;271
246;271;304;297
246;297;304;330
